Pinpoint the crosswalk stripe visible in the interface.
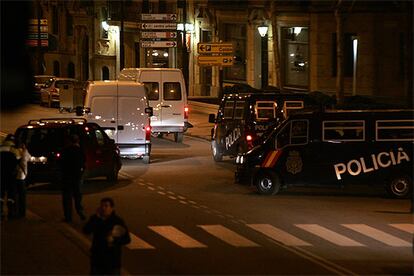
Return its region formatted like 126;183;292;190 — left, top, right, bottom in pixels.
342;224;411;247
127;232;155;249
389;223;414;234
149;226;207;248
295;224;364;247
248;224;312;246
199;225;259;247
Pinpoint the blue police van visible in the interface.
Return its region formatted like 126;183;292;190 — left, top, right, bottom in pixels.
235;109;413;198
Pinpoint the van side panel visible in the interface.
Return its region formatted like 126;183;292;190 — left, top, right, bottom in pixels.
88;96;118;140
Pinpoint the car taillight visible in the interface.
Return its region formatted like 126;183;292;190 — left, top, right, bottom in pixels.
145;125;151;141
55;152;61;159
50;88;58;93
246;135;253;142
184;105;189;119
246;134;255;150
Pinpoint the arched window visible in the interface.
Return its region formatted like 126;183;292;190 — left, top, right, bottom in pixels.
102;66;109;80
53;60;60;77
67;62;75;78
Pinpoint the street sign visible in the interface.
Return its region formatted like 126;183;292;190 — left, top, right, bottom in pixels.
197;56;234;66
141;31;177;39
141;40;177;48
141;23;177;30
141;14;177;21
198;43;233;54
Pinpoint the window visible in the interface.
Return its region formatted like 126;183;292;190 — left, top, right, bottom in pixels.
223;100;235;119
332;33;357;77
323;121;365;142
95;129;106;146
376;120;414;141
52;6;59;35
234;101;245;120
276;120;309;149
223;23;246;81
283;101;304;118
102;66;109;80
68;62;75;78
53;61;60;77
66;13;73;36
163;82;181;101
143;82;159;100
255;101;276;120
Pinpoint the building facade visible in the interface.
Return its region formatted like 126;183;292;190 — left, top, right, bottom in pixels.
30;0;412;105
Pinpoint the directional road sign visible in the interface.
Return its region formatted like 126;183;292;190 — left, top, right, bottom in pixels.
198;43;233;54
141;40;177;48
141;31;177;39
141;23;177;30
197;56;234;66
141;14;177;21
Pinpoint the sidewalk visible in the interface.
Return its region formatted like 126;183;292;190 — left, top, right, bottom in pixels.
1;211;90;275
185;110;214;141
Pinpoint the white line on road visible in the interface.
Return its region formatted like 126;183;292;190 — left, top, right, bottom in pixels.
147;186;156;191
127;232;155;250
295;224;365;247
148;226;207;248
248;224;312;246
342;224;411;247
157;191;166;195
389;223;414;234
199;225;259;247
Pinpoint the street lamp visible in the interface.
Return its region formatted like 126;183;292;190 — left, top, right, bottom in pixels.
257;23;268;88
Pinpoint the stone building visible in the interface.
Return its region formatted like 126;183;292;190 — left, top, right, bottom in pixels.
30;0;412;104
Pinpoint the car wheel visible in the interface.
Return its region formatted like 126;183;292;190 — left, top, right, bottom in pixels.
106;162;119;182
174;132;183;143
211;140;223;162
142;155;150;164
386;175;412;199
255;170;281;195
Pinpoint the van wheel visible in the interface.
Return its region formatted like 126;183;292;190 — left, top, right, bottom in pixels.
255;171;281;195
211;141;223;162
142;155;150;164
386;175;412;199
174;132;183;143
107;163;119;182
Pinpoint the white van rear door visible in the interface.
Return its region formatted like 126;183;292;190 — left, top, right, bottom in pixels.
88;96;118;142
139;70;162;128
161;71;185;128
117;84;147;144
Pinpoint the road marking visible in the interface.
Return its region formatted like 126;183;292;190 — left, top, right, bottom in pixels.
342;224;411;247
248;224;312;246
295;224;364;247
168;195;177;200
177;195;186;200
188;200;197;204
119;171;133;179
179;200;187;205
149;226;207;248
147;186;156;191
389;223;414;234
157;191;166;195
127;232;155;249
199;225;259;247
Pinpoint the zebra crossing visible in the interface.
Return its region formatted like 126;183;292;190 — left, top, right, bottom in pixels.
125;223;413;250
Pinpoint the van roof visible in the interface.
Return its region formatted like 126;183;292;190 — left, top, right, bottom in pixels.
88;80;144;87
289;109;414;119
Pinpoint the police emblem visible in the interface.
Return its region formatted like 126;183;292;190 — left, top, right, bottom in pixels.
286;151;303;174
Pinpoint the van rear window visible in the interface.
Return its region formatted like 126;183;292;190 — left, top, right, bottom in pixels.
376;120;414;141
163;82;181;101
255;101;276;120
234;101;245;120
143;82;159;100
323;121;365;142
223;101;234;119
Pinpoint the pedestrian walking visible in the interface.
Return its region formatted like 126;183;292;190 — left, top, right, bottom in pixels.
15;142;31;218
60;134;86;222
0;134;19;219
83;197;131;275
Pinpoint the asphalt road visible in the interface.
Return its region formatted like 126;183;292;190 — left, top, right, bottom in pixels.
2;105;413;275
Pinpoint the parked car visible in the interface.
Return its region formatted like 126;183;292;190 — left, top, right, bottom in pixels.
235;109;414;198
40;77;77;108
119;68;189;143
33;75;54;102
15;118;122;184
84;81;153;163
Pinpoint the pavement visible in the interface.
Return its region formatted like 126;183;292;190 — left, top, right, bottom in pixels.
1;104;213;276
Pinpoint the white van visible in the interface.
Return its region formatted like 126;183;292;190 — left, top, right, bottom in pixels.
119;68;188;143
84;81;152;163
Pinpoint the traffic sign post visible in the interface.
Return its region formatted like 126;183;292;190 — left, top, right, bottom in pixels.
197;56;234;66
198;43;233;54
141;23;177;30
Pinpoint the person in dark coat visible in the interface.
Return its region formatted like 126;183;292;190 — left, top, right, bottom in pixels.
83;197;131;275
60;134;86;222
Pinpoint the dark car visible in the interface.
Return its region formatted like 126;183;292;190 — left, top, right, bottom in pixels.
15;118;122;184
33;75;55;103
209;87;305;161
235;109;414;198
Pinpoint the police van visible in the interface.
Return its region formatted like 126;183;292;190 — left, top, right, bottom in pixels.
235;109;414;198
208;89;305;161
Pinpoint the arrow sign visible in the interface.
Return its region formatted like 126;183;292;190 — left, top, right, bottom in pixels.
141;32;177;39
141;23;177;30
141;40;177;48
141;14;177;21
197;56;234;66
198;43;233;54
